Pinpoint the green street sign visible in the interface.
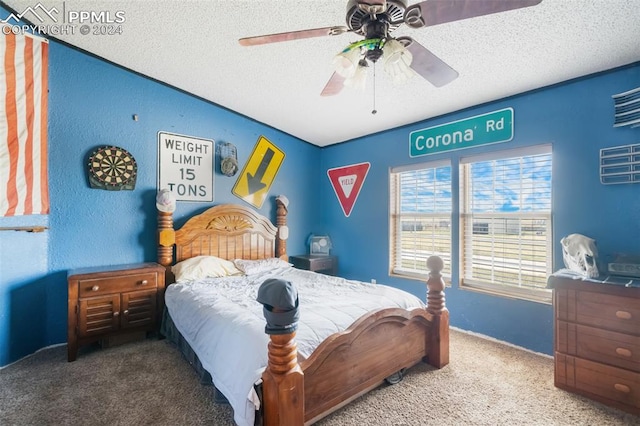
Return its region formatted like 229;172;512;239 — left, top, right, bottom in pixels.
410;108;514;157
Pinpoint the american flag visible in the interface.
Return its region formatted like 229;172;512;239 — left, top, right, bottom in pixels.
0;31;49;216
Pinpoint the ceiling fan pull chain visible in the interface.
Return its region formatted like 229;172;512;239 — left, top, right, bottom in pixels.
372;64;377;115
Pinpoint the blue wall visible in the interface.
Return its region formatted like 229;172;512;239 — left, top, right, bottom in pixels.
320;64;640;354
0;15;322;365
0;214;49;365
1;3;639;364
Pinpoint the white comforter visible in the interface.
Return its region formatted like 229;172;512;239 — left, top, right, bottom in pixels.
164;266;425;426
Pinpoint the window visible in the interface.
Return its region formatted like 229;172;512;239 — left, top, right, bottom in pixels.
390;161;452;279
460;145;552;302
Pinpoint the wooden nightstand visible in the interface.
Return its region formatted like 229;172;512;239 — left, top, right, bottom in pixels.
290;254;338;276
67;262;166;362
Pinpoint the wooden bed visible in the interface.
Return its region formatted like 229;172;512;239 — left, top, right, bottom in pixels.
157;198;449;425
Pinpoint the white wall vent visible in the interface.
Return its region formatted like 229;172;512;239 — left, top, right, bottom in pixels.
600;142;640;184
613;87;640;128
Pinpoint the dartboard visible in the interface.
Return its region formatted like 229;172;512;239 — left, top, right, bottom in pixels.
87;146;138;190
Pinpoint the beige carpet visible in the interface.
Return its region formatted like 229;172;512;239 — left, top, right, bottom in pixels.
0;329;637;426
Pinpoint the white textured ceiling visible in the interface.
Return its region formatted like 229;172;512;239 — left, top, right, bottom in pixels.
2;0;639;146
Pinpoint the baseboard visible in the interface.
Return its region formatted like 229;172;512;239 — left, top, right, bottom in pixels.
450;326;553;359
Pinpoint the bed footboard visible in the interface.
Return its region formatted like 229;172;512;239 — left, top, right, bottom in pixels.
260;255;449;426
301;307;435;423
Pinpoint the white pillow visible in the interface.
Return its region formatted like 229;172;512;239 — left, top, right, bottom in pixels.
172;255;242;282
233;258;292;275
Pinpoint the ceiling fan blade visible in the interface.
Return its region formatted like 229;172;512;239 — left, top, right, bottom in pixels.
404;0;542;29
398;37;458;87
239;26;349;46
320;72;346;97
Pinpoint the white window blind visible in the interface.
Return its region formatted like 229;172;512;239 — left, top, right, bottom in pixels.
390;162;452;279
460;145;552;302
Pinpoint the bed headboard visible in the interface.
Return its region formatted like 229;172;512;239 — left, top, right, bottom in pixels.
157;198;288;274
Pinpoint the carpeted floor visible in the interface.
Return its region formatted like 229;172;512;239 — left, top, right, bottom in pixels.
0;329;637;425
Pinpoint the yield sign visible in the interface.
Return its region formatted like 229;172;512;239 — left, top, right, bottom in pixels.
327;162;370;217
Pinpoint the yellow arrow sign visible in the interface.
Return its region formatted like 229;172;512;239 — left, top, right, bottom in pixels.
232;136;285;208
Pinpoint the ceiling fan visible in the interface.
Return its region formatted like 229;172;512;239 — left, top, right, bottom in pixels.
239;0;542;97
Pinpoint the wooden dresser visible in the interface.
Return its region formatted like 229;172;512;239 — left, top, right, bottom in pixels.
67;262;166;361
549;274;640;415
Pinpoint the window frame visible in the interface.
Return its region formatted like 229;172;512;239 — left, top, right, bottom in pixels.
389;160;452;282
459;144;553;304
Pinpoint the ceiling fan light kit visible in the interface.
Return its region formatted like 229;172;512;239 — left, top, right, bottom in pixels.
238;0;543;97
332;37;414;90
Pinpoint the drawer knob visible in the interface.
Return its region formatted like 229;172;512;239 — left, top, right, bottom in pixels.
91;285;99;292
123;309;129;315
113;311;119;317
615;310;632;320
615;347;632;357
614;383;631;393
140;280;148;285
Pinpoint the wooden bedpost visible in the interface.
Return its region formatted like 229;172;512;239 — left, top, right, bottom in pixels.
258;278;304;426
157;208;176;287
156;190;176;275
275;195;288;260
157;210;174;268
426;255;450;368
262;332;304;426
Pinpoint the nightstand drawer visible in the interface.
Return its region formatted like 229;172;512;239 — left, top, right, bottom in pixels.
121;289;158;329
312;257;335;271
290;255;337;275
78;272;158;297
78;294;120;337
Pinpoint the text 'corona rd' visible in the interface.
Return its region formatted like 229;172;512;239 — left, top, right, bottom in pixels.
413;129;474;151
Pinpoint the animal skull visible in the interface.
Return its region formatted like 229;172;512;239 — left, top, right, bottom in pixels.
561;233;599;278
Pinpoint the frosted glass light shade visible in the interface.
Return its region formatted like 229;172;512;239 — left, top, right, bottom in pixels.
332;47;362;78
343;60;368;91
382;39;415;84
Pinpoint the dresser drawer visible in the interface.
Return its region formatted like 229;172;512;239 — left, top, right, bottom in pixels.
557;321;640;372
558;289;640;335
556;354;640;412
78;272;158;298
